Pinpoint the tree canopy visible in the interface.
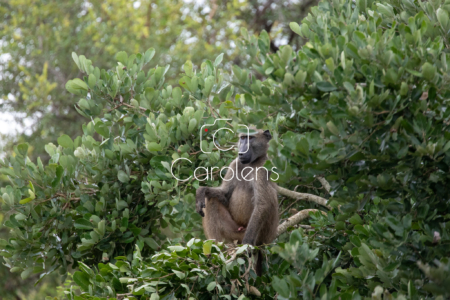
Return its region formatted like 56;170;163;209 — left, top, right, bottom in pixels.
2;0;450;299
0;0;316;162
0;0;318;297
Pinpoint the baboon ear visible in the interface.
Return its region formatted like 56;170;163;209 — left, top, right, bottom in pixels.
263;130;272;140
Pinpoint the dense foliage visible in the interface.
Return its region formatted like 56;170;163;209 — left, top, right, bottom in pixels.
0;0;317;162
0;0;318;297
2;0;450;299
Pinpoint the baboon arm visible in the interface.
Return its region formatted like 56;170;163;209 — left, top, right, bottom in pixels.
196;185;233;215
195;164;236;216
241;208;263;245
242;170;278;246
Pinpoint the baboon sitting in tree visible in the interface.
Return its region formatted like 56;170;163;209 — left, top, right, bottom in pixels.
196;128;279;275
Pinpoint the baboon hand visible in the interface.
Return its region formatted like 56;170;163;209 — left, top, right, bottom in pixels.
195;187;206;217
196;200;205;217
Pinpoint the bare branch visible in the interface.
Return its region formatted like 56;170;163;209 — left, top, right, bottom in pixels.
117;292;132;299
276;185;331;209
277;209;326;236
316;176;331;194
225;251;237;264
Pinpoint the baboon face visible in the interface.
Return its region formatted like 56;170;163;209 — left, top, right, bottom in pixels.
238;129;272;164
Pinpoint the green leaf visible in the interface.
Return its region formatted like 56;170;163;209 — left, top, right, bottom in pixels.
289;229;303;246
316;81;337;92
349;214;363;225
144;237;159;250
296;138;309;156
443;140;450;153
437;8;449;30
73;271;91;291
408;280;418;299
98;220;106;236
150;293;160;300
214;53;224;67
235;244;248;255
15;213;27;221
21;268;33;280
51;165;64;188
88;73;97;89
273;276;290;298
203;240;213;256
147;142;162;152
28;181;35;193
295;70;307;85
289;22;302;36
94;122;109;138
116;51;128;65
19;197;33;205
183;60;193;77
188;118;197;133
57;134;74;148
0;168;15;177
72;52;80;69
117;170;129;183
265;67;274;75
65;78;88;95
422;62;436;81
376;3;394;18
326;121;339;136
173;269;185;279
75;219;93;230
144;48;156;64
168;245;185;252
207;281;216;291
17;143;28;156
343;81;354;93
406;68;422;77
19;189;35;204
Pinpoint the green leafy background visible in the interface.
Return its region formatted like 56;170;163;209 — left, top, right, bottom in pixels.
2;0;450;299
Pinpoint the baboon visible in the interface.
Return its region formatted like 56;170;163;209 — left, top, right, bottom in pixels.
196;128;279;275
201;198;246;244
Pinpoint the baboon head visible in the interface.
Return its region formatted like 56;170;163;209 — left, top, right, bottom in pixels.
238;128;272;164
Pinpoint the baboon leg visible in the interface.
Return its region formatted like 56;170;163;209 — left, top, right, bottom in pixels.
202;197;245;243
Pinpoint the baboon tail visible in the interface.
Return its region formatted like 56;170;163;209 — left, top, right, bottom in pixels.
255;249;262;276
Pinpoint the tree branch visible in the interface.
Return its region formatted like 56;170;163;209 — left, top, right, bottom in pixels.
277;209;326;236
316;176;331;194
276;185;331;209
117;293;132;299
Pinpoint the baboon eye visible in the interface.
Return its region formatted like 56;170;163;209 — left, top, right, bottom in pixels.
240;136;254;140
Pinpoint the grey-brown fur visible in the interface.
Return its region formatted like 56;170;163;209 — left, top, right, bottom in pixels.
196;128;279;274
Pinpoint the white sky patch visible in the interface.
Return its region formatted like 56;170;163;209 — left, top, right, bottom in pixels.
0;111;34;136
0;0;266;147
0;111;35;158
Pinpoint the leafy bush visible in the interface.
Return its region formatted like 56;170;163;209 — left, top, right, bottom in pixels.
2;0;450;299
